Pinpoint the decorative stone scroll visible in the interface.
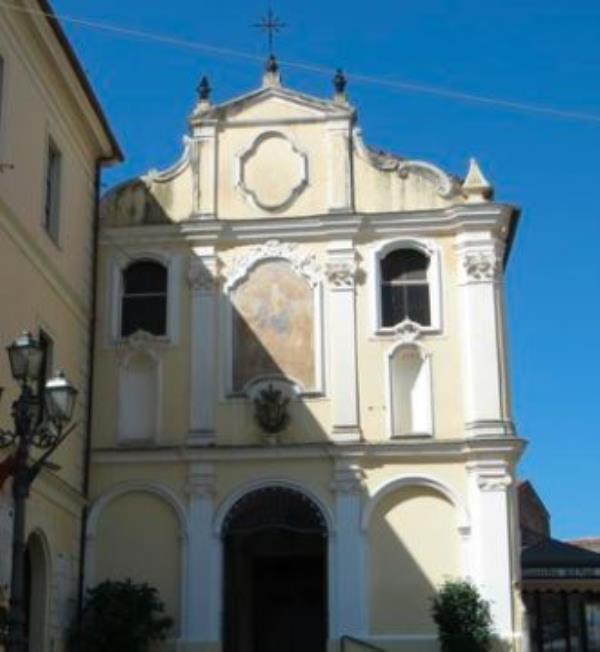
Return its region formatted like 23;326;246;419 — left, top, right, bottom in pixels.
325;260;357;288
390;318;422;343
225;240;320;290
461;251;501;283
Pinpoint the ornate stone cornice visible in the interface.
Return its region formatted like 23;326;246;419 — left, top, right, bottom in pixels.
389;318;422;343
225;239;321;290
325;259;357;288
188;260;219;292
461;250;501;282
116;330;168;366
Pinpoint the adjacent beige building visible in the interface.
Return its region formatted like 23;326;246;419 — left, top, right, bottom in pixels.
0;1;121;649
89;59;525;652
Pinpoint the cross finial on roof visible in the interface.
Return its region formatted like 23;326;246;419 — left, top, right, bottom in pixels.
255;8;286;56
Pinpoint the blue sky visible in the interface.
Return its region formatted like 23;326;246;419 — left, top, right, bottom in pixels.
52;0;600;538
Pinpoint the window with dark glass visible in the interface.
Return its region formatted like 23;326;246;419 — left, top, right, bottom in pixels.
44;138;62;241
121;261;167;337
380;249;431;327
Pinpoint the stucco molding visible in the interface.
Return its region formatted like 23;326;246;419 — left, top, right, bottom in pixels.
235;131;309;212
325;259;358;289
224;239;321;291
353;128;459;198
361;475;471;534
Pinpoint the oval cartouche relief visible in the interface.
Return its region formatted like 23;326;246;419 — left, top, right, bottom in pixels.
237;131;308;211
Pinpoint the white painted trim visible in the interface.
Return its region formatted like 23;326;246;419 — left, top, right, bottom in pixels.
84;481;189;632
361;475;470;533
91;436;526;465
369;237;443;337
384;341;434;440
100;204;514;247
106;250;182;346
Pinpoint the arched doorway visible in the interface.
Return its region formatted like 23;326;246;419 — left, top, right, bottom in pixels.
223;486;328;652
25;532;49;651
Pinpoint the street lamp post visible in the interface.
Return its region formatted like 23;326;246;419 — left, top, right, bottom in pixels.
0;332;78;652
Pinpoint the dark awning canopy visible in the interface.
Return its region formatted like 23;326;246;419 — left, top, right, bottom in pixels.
522;538;600;580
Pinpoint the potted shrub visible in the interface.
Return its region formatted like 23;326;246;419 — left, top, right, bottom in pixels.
431;579;493;652
72;579;173;652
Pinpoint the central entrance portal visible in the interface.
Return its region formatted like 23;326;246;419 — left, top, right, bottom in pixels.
223;486;328;652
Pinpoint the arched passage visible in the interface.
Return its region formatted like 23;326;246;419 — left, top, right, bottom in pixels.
25;531;50;652
222;486;328;652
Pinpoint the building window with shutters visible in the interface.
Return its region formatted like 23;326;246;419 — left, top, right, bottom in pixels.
371;239;442;336
121;260;168;337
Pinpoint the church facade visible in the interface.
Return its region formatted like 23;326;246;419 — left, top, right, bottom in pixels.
88;61;525;652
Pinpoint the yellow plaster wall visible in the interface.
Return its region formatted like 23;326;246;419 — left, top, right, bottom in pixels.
368;487;461;634
93;491;182;633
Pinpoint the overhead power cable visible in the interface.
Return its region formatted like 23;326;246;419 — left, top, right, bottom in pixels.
2;0;600;123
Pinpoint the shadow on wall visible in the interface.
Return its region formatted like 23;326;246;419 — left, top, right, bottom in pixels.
92;203;506;649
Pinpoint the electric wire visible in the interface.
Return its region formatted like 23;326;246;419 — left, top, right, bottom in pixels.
1;0;600;124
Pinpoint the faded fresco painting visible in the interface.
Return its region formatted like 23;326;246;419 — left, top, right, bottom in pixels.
232;260;315;390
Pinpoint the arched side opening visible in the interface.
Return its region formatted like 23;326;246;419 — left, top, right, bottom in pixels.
222;486;328;652
25;531;50;652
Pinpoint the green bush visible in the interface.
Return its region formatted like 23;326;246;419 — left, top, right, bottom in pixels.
72;579;173;652
430;579;494;652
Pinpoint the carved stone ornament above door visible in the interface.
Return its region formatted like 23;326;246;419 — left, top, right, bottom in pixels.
236;131;308;211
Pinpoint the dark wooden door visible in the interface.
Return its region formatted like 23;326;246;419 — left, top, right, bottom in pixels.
253;555;327;652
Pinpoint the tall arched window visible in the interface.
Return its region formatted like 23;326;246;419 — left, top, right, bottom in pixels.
121;261;167;337
380;249;431;327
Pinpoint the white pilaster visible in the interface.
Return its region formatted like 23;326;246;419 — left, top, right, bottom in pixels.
184;463;220;643
456;235;513;437
331;461;367;638
191;122;218;218
326;242;360;441
467;462;515;641
326;118;353;213
188;248;219;444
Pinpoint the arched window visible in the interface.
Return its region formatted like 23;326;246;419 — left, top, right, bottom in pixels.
380;249;431;327
121;261;167;337
389;345;433;438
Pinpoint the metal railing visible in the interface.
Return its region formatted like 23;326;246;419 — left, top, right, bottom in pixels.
340;635;387;652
